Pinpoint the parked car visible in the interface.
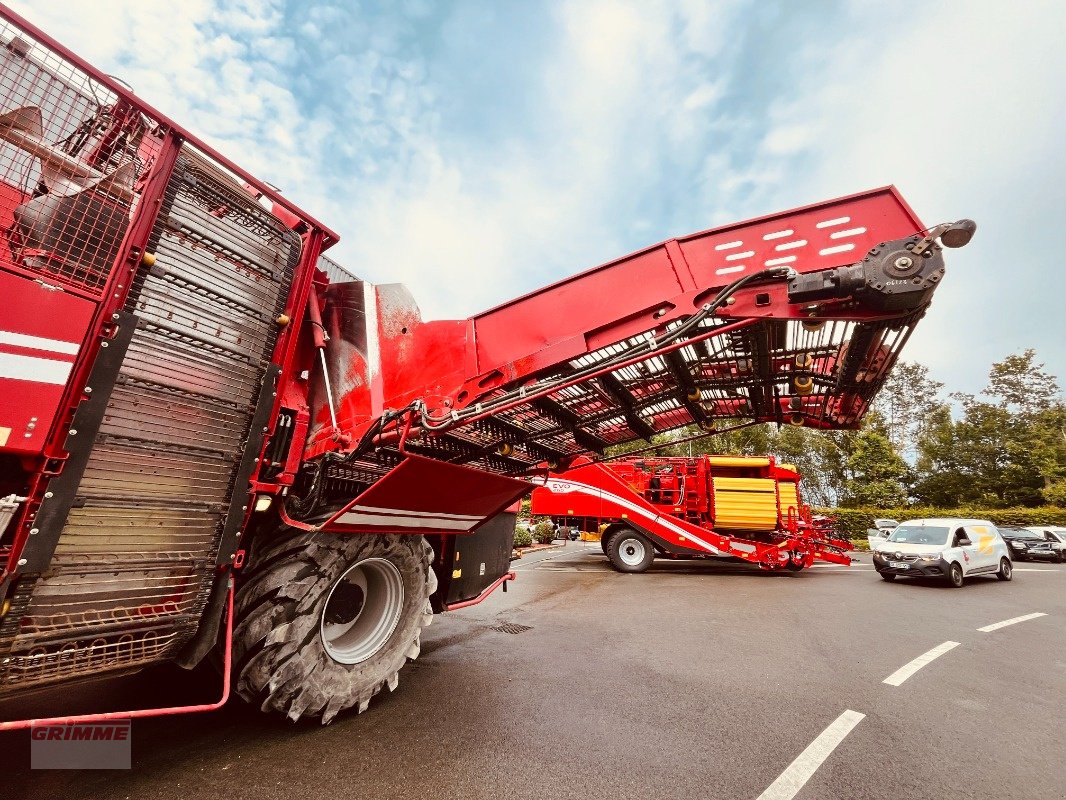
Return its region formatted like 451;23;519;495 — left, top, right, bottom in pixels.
871;518;1012;587
1022;526;1066;563
997;525;1047;562
866;517;901;548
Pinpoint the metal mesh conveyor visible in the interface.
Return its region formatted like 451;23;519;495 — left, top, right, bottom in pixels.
0;138;301;694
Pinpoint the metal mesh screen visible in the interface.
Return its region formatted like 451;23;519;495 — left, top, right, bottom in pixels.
0;23;163;295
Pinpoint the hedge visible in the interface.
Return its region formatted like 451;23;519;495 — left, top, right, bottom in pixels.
533;520;556;544
813;506;1066;538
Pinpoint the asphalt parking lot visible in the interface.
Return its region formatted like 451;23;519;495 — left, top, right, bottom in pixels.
2;544;1064;799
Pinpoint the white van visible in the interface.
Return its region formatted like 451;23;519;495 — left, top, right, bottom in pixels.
870;518;1012;588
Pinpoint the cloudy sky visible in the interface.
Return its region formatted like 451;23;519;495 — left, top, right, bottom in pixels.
9;0;1064;395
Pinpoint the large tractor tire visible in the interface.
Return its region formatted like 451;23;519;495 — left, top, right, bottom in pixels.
600;529;617;557
607;528;656;573
233;529;436;724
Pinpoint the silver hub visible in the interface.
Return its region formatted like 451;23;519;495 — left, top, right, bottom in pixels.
320;557;404;664
618;537;646;566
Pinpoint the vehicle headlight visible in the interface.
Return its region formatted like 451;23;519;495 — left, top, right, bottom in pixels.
1010;541;1026;549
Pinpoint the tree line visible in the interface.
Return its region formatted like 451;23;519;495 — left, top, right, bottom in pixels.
642;349;1066;509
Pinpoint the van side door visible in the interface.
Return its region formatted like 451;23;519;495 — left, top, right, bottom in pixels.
965;524;998;572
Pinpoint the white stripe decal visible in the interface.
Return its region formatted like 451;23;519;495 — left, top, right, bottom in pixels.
0;330;79;355
335;512;474;530
351;505;482;521
545;479;719;554
0;352;73;385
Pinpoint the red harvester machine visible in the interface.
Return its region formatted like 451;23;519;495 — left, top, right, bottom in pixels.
0;6;973;725
531;455;854;573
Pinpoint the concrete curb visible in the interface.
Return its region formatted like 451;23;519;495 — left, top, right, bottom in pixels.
513;541;568;558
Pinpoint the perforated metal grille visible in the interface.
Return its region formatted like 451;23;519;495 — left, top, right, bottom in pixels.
492;623;532;634
0;21;163;295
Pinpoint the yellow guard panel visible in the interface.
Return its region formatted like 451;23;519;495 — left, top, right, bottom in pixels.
712;477;778;531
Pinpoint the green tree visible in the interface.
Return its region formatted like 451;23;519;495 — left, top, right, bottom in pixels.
872;361;945;460
840;429;910;507
913;351;1065;507
987;348;1060;414
1046;480;1066;507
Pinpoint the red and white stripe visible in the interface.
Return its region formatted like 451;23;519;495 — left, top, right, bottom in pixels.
333;505;485;531
0;329;79;385
540;478;720;554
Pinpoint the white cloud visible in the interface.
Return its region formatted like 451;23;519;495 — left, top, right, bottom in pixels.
683;82;725;111
745;0;1066;393
6;0;1061;396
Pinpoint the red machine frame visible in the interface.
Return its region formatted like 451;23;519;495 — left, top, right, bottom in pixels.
0;1;966;727
532;456;853;570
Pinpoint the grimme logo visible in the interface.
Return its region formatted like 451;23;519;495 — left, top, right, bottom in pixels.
30;720;131;769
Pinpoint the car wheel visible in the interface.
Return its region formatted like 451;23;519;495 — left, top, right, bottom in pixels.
880;572;897;582
996;558;1013;581
948;562;964;588
1059;551;1066;564
607;529;655;573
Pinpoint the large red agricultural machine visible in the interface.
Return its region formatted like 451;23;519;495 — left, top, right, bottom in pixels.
0;6;973;725
531;455;853;573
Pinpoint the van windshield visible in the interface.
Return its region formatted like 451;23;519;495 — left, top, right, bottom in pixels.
887;526;950;545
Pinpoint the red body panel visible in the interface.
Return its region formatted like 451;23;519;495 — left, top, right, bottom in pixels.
469;187;921;377
305;455;530;535
0;270;93;454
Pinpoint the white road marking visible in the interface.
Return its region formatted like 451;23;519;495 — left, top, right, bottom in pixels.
977;612;1048;632
882;641;960;686
1013;568;1062;572
810;565;873;569
756;709;865;800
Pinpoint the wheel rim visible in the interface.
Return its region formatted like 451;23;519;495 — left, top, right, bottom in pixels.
1003;560;1012;578
617;536;646;566
952;565;962;584
320;557;404;665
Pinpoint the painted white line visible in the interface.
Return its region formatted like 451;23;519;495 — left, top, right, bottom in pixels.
882;641;960;686
811;565;872;569
977;612;1047;632
756;709;865;800
1013;568;1063;572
